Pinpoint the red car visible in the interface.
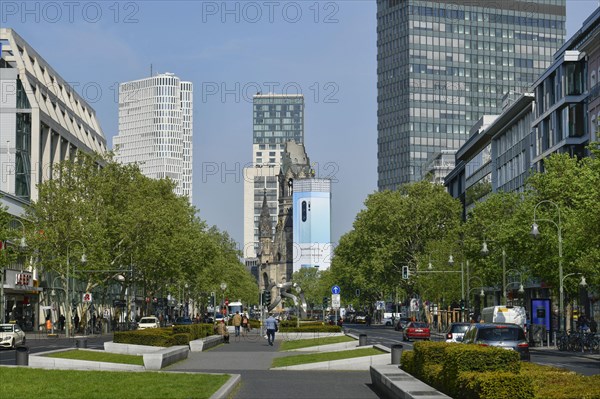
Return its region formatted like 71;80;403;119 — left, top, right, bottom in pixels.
402;322;430;341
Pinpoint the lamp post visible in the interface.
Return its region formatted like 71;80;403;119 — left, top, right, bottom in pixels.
66;240;86;338
1;219;26;324
425;254;464;321
220;282;227;317
531;200;563;332
560;273;587;331
480;241;507;305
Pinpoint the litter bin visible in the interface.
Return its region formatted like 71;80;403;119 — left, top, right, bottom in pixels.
16;346;29;366
391;344;403;365
359;333;367;346
75;337;87;348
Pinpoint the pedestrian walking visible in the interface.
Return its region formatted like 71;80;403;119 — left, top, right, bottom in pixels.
232;311;242;337
241;313;250;335
365;314;372;327
58;314;65;331
265;313;278;346
215;319;230;343
74;314;80;332
45;317;52;333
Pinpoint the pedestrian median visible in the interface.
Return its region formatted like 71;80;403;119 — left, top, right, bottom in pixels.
370;364;451;399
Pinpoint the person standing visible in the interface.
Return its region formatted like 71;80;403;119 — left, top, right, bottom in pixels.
58;314;65;331
265;313;278;346
74;314;80;332
232;311;242;337
241;313;250;335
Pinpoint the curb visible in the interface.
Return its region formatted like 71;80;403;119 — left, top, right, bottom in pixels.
209;374;241;399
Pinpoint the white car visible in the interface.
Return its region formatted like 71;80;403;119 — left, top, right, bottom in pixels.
0;324;26;348
137;316;160;330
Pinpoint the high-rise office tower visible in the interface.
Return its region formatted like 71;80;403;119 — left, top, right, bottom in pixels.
377;0;566;190
243;93;304;258
114;73;193;201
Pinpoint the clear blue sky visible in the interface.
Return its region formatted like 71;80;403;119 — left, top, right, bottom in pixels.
3;0;599;249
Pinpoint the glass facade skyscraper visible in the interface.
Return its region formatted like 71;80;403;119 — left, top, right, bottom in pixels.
243;94;304;258
377;0;566;190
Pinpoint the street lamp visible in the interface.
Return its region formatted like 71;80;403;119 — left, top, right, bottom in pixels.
531;200;563;332
480;240;507;305
220;282;227;316
66;240;86;338
1;218;26;324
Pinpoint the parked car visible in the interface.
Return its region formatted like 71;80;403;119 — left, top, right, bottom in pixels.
173;317;193;326
0;324;26;349
461;323;530;361
137;316;160;330
445;322;471;343
382;316;394;326
394;317;412;331
402;322;430;341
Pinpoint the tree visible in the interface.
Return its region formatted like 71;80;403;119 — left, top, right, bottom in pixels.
331;181;462;311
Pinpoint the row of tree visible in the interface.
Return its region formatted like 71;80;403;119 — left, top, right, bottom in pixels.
324;146;599;313
1;153;258;317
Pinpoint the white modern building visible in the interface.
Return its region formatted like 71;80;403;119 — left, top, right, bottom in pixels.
243;93;304;258
0;28;107;328
0;28;107;213
114;73;193;201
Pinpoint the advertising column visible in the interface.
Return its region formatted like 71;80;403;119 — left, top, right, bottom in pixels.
292;179;332;272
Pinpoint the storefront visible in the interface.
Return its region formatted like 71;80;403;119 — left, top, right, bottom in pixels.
2;269;42;331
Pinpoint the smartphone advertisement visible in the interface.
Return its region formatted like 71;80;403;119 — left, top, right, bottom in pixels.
293;179;332;272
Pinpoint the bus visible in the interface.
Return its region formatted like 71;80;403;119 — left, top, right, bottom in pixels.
227;301;243;316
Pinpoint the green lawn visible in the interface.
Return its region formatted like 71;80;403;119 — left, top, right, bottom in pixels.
46;349;144;366
272;347;385;368
0;368;229;399
279;335;355;351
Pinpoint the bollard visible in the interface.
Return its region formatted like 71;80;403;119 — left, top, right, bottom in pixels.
391;344;403;365
15;346;29;366
359;333;367;346
75;337;88;348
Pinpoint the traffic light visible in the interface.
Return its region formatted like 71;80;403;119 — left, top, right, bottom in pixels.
460;299;465;311
323;296;329;308
209;295;215;307
402;266;410;279
262;291;271;306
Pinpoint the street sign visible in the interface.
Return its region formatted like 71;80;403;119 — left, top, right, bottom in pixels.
331;285;341;295
103;309;109;318
82;293;92;303
331;294;340;309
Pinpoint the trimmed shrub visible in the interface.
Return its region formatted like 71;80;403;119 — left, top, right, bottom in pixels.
400;350;415;375
521;363;600;399
173;333;192;345
421;364;444;391
172;324;215;340
114;329;176;347
457;371;534;399
413;341;454;379
279;325;341;333
443;345;520;397
279;320;324;328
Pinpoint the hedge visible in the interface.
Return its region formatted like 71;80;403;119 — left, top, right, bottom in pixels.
279;325;342;333
521;363;600;399
412;341;453;379
457;371;534;399
400;350;415;375
172;323;215;340
114;329;176;347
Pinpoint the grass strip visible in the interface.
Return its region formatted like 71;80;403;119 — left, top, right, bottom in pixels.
272;347;385;367
279;335;355;351
46;349;144;366
0;368;229;399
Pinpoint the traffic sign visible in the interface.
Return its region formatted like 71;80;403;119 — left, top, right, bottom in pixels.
82;293;92;303
331;294;340;309
331;285;341;295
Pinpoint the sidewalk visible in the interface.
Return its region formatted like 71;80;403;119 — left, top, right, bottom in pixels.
166;330;381;399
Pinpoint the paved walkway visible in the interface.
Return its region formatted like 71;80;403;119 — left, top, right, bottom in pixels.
166;330;381;399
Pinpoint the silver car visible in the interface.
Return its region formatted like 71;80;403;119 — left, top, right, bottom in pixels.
462;323;530;361
137;316;160;330
0;324;26;349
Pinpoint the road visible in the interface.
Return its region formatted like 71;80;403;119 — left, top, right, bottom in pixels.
0;334;112;366
344;323;600;376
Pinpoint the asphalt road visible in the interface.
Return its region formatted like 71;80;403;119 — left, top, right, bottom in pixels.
344;323;600;376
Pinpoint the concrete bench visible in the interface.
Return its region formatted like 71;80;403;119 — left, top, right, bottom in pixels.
189;335;223;352
104;341;165;355
143;345;189;370
370;364;451;399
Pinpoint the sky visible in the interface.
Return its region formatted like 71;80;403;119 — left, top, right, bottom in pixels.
3;0;599;252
